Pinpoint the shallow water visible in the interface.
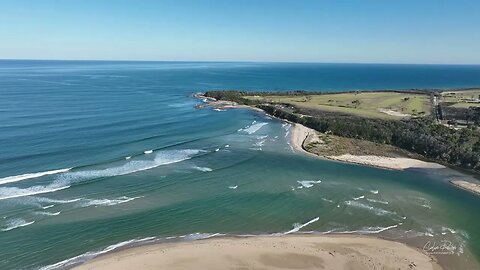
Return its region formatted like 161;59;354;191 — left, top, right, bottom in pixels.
0;60;479;269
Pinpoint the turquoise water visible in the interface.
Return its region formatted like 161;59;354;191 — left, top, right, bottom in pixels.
0;61;479;269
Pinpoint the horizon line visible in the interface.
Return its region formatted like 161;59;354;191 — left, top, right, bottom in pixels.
1;58;480;66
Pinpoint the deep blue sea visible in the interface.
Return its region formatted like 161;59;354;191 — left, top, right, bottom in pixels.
0;60;480;269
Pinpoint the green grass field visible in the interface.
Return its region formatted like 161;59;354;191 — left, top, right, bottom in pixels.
246;92;431;119
441;89;480;108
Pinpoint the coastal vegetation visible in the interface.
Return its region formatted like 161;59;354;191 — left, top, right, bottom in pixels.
204;90;480;173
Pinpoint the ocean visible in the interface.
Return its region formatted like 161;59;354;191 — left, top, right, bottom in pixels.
0;60;479;269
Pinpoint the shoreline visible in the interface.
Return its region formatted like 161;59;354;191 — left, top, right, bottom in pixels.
290;123;446;171
72;235;442;270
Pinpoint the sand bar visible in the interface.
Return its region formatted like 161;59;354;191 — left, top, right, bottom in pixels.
74;235;442;270
327;154;445;170
450;180;480;195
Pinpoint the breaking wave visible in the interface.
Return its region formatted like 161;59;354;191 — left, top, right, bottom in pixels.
41;204;55;209
366;198;389;205
239;122;268;134
0;185;70;201
0;168;71;186
296;180;321;188
0;149;205;201
80;196;142;207
1;218;35;232
36;211;61;216
192;166;213;172
345;200;396;216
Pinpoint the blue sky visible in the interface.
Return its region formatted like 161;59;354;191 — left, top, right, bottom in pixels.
0;0;479;64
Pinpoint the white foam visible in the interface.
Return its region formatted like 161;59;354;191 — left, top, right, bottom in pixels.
1;218;35;232
81;196;142;207
421;203;431;209
213;108;226;112
321;198;334;203
193;166;213;172
282;123;291;131
2;150;203;201
144;150;153;154
55;149;204;186
182;233;224;241
215;148;220;152
283;217;319;235
0;185;70;201
366;198;389;205
370;190;379;194
353;195;365;200
225;144;230;148
0;168;71;185
228;185;238;189
240;122;268;134
41;204;55;209
335;223;400;234
125;156;131;160
345;200;395;216
254;140;266;147
441;226;457;234
296;180;321;188
36;197;81;204
40;237;157;270
36;211;61;216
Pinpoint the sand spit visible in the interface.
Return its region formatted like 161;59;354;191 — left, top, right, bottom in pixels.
74;235;442;270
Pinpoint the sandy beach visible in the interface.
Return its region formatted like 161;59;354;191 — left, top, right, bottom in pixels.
290;123;445;171
326;154;446;170
74;235;442;270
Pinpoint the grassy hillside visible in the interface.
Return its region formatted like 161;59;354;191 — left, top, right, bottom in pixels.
244;92;431;119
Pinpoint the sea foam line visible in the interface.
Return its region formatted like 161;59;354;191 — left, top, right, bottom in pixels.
345;200;395;216
1;218;35;232
0;168;71;185
36;211;61;216
80;196;142;207
0;150;204;201
192;166;213;172
0;185;70;201
334;223;401;234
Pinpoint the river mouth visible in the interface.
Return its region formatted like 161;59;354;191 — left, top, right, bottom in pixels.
1;61;479;270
